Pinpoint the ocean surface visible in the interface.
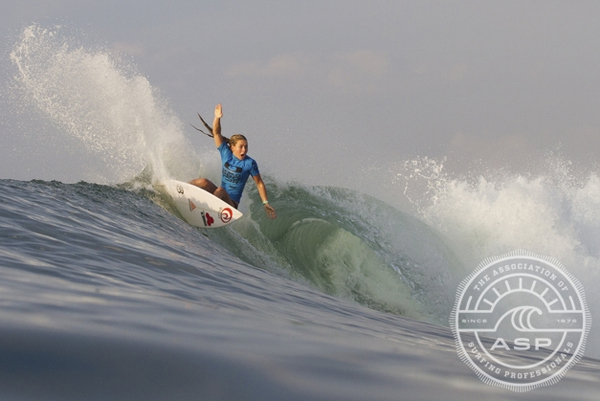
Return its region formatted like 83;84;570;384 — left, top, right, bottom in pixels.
2;25;600;400
2;179;600;401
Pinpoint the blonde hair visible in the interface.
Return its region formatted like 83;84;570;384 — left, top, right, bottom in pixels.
227;134;247;147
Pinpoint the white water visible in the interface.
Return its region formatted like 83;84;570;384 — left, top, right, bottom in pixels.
9;24;198;184
395;156;600;357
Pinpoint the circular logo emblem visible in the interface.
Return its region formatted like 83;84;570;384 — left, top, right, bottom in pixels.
450;250;590;392
219;207;233;223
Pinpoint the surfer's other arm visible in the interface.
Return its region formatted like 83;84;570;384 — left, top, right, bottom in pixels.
253;174;276;219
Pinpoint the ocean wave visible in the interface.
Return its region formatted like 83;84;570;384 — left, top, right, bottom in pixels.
194;180;463;324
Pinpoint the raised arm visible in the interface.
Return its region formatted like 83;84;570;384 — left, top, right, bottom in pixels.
212;103;225;148
191;104;230;145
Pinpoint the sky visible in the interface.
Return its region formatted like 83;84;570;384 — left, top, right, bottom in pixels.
2;0;600;195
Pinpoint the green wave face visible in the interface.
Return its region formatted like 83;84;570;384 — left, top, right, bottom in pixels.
203;180;464;324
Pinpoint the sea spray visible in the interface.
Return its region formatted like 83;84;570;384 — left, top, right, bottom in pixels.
9;24;198;184
396;155;600;357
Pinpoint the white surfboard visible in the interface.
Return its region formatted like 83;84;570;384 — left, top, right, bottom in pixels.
160;179;243;228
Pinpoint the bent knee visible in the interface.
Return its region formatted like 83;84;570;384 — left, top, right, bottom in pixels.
190;178;209;186
213;187;228;198
189;178;216;192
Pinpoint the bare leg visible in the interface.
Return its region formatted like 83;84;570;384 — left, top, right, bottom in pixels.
189;178;218;193
189;178;238;208
214;187;238;208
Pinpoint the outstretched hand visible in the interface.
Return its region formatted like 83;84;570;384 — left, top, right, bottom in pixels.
215;103;223;119
264;203;277;219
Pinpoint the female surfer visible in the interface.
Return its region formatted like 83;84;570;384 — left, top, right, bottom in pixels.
189;104;277;219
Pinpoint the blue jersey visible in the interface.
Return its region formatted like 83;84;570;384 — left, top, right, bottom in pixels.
218;142;260;203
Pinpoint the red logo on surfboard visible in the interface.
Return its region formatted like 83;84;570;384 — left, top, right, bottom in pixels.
220;208;233;223
188;199;196;212
202;211;214;227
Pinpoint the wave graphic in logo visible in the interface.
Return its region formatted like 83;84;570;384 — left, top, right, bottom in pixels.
451;250;591;392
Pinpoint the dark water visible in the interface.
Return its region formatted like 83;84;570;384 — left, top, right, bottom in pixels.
1;179;599;401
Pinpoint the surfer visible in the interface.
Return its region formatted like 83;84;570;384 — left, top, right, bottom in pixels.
189;104;277;219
